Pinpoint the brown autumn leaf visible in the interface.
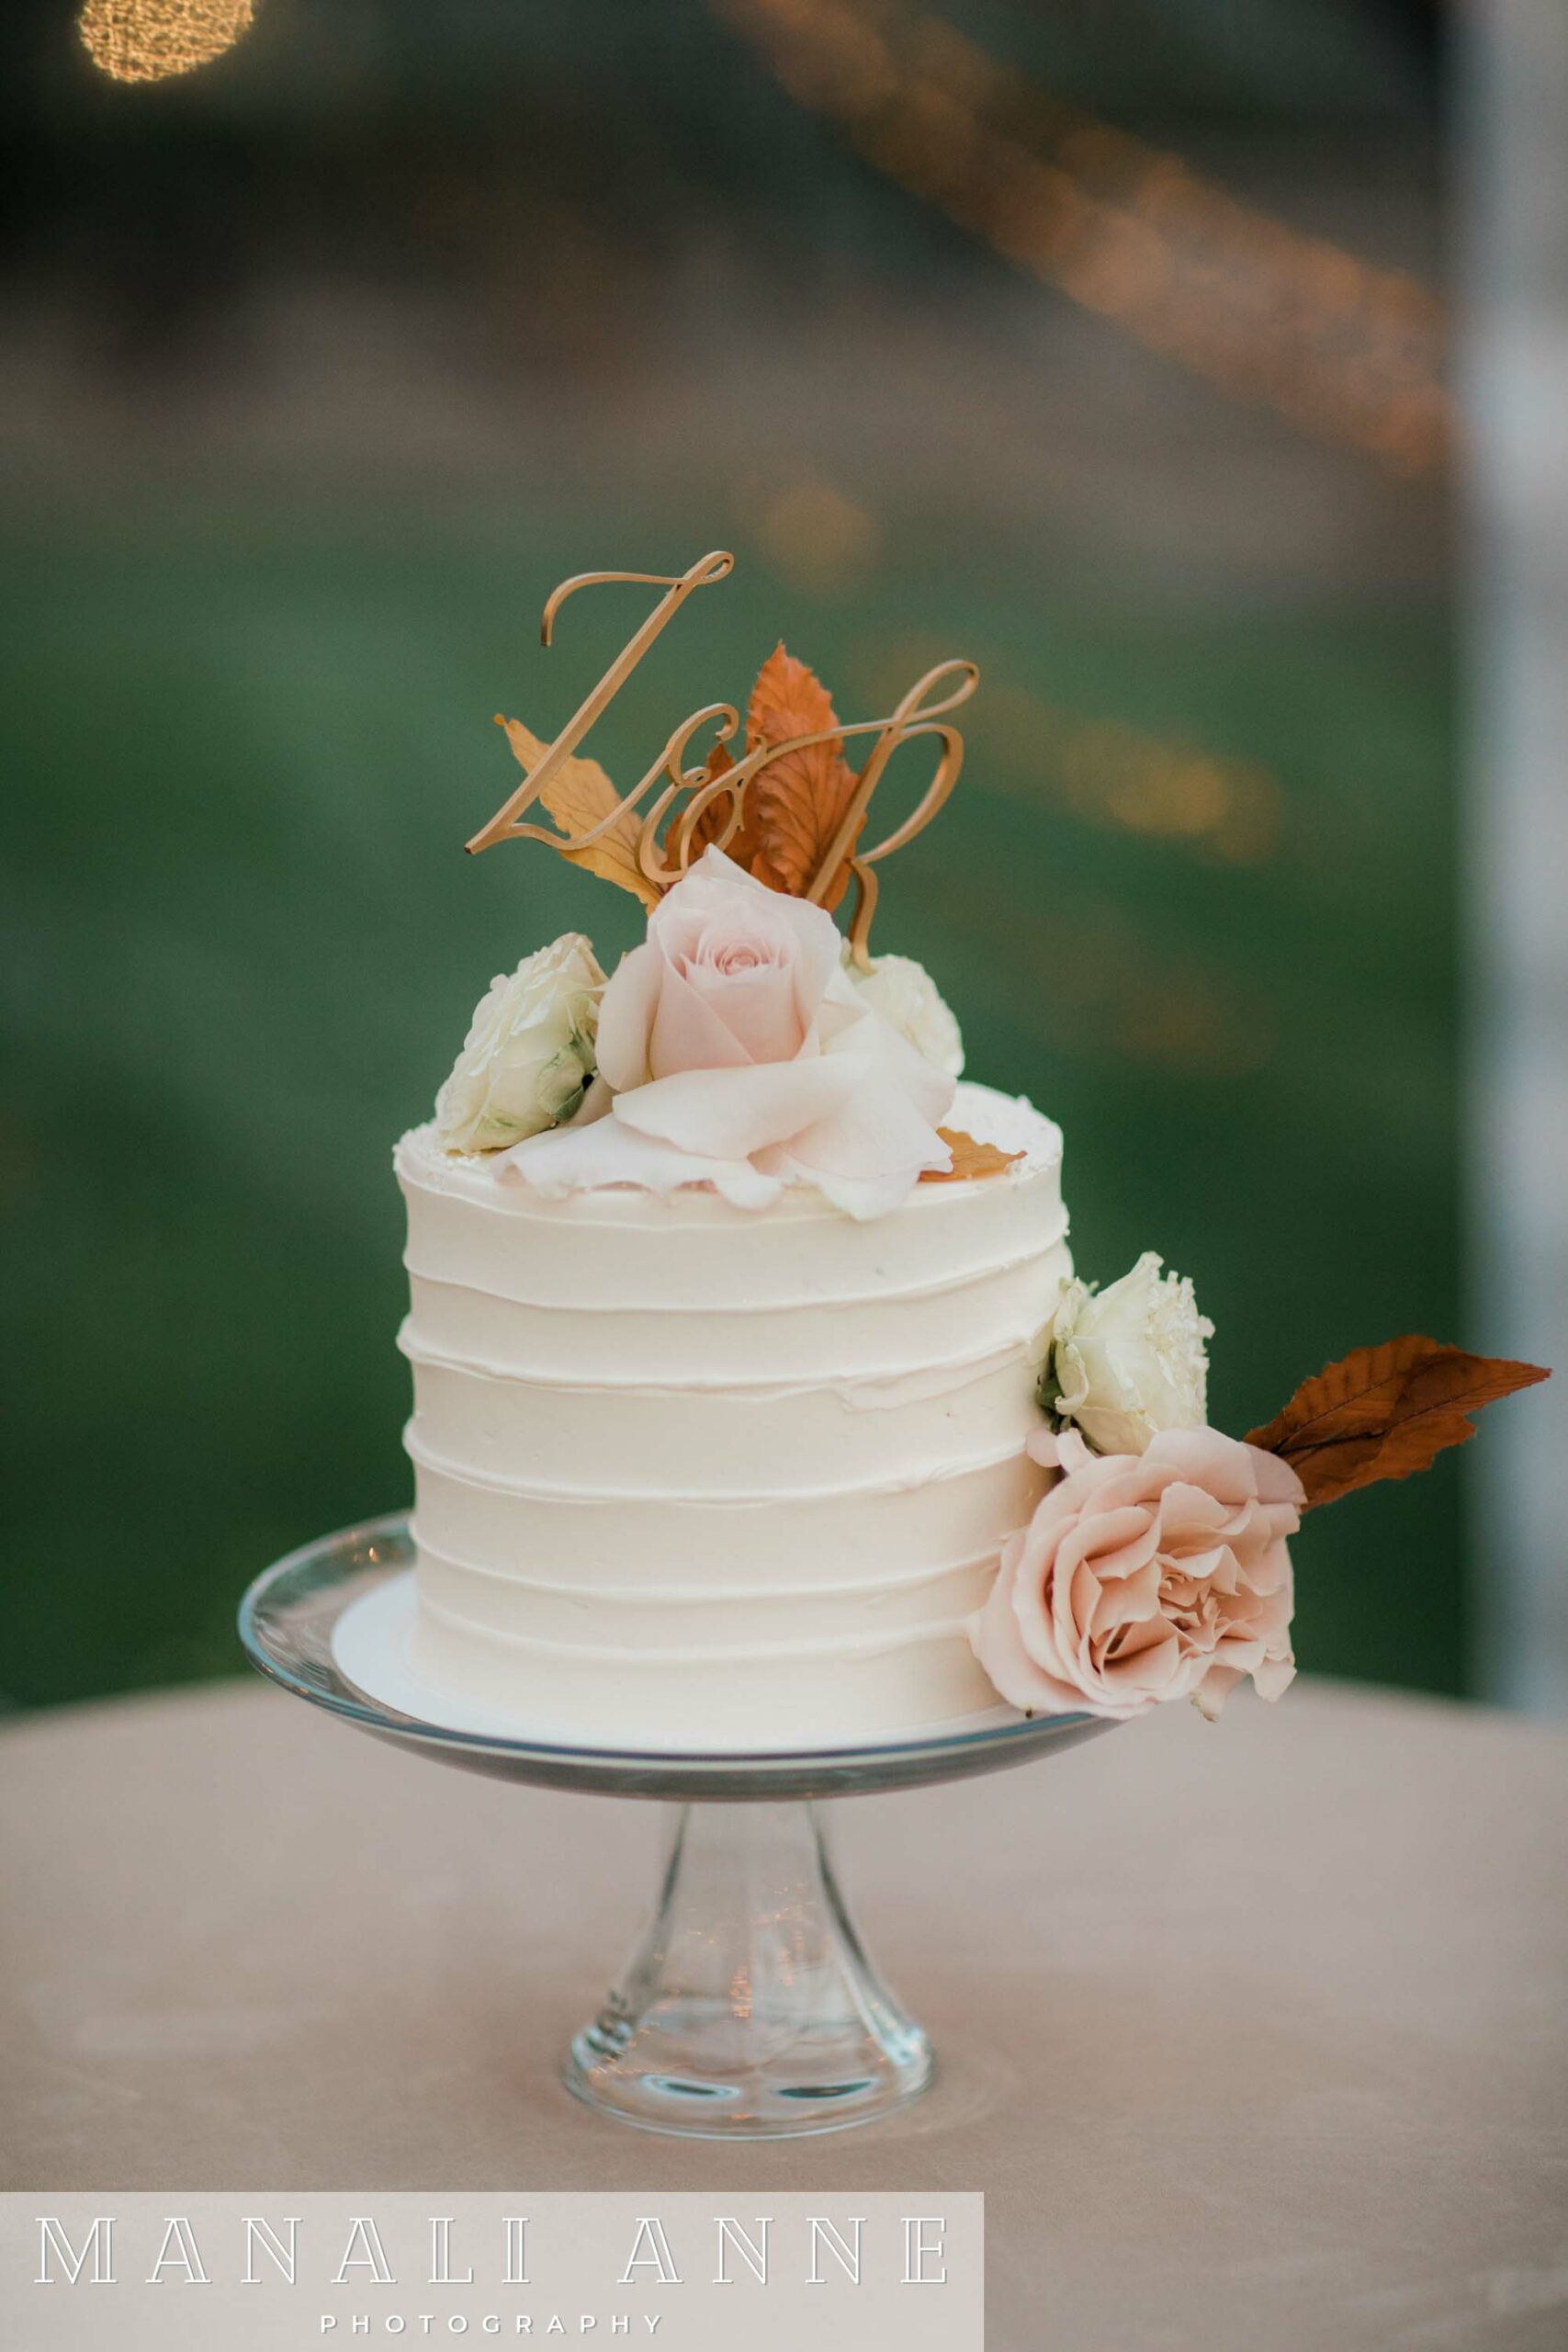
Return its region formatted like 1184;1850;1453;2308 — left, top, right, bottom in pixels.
1244;1337;1550;1510
496;718;659;910
920;1127;1027;1183
744;643;863;911
678;738;769;875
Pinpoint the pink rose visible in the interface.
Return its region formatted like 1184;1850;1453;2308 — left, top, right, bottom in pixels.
543;846;955;1218
973;1426;1303;1722
596;844;844;1085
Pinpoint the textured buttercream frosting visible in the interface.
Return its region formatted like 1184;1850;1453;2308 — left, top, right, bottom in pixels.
395;1080;1070;1747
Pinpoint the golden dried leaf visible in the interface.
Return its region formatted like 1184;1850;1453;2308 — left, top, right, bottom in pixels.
921;1126;1027;1183
497;718;658;910
744;643;863;910
1245;1337;1550;1510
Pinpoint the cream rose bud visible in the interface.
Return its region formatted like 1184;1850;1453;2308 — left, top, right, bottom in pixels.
434;933;606;1153
1048;1250;1213;1455
843;950;964;1079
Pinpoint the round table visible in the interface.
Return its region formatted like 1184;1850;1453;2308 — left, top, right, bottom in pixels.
3;1677;1565;2350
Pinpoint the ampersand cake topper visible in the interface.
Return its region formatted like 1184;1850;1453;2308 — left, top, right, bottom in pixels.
466;550;978;965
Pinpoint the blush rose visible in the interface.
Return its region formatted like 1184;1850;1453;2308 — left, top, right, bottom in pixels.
514;846;955;1218
596;843;843;1084
972;1426;1303;1722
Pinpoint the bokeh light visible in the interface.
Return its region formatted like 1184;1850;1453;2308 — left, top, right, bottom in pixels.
716;0;1449;475
78;0;254;85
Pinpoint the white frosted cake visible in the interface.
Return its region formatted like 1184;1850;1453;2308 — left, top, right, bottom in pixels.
397;1080;1068;1746
370;556;1499;1758
381;590;1099;1748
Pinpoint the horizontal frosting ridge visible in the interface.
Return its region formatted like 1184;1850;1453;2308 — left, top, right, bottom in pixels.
415;1585;978;1668
411;1523;1008;1602
396;1317;1039;1399
402;1419;1039;1506
402;1218;1067;1311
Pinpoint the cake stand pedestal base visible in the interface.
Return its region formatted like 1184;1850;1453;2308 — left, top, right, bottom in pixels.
563;1800;929;2139
239;1517;1111;2143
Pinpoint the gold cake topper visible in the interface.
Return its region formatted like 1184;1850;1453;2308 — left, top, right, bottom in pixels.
467;550;977;965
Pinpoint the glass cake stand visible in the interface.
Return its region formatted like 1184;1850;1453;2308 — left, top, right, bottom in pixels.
239;1512;1111;2140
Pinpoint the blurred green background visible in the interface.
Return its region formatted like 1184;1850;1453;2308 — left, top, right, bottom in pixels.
2;0;1457;1709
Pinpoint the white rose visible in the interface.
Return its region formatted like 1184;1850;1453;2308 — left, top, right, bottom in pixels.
842;950;964;1079
434;933;606;1153
1047;1251;1214;1455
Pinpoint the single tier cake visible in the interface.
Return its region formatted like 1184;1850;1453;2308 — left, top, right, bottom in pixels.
397;1080;1068;1745
373;551;1508;1758
387;587;1082;1747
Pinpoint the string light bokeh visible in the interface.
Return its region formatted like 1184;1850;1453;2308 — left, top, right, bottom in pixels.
714;0;1449;476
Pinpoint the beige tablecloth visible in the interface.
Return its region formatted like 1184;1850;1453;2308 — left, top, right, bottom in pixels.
2;1677;1565;2350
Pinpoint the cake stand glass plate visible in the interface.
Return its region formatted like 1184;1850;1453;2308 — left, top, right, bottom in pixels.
240;1512;1111;2140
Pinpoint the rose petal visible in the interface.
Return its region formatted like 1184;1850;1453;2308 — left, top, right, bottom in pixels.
1252;1653;1297;1702
821;987;955;1125
1242;1538;1293;1600
613;1057;860;1160
1028;1426;1097;1476
1100;1622;1188;1708
1192;1662;1246;1720
762;1149;941;1223
1153;1480;1234;1546
1247;1445;1308;1510
1146;1425;1260;1503
1089;1555;1162;1634
497;1114;782;1209
680;958;807;1066
649;959;764;1075
968;1572;1088;1718
785;1073;950;1180
1053;1506;1160;1589
593;942;664;1092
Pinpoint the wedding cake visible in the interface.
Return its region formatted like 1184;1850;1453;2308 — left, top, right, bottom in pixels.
385;551;1418;1750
